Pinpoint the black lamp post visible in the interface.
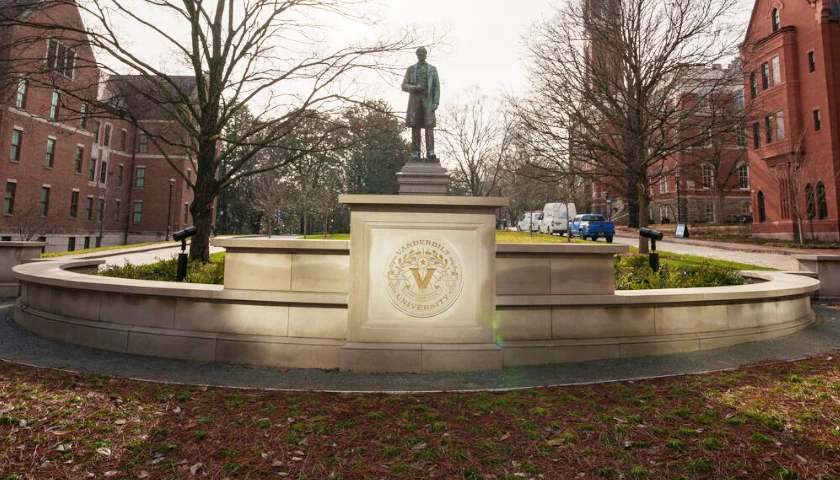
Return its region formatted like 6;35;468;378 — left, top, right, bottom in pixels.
165;178;175;240
675;170;681;224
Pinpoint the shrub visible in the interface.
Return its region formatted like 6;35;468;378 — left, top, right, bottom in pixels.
615;254;745;290
96;253;225;284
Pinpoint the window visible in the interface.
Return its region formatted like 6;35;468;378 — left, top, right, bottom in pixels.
39;187;50;217
15;77;27;109
808;52;816;73
88;158;96;182
119;130;127;151
734;90;744;109
736;124;747;148
818;183;828;219
99;161;108;184
85;196;93;220
83;237;90;250
761;62;770;89
739;164;750;189
117;165;124;186
814;109;822;131
74;146;83;173
95;236;101;248
45;138;55;168
750;73;758;98
67;237;75;252
698;89;709;108
772;8;780;32
752;123;760;149
183;203;189;224
3;182;15;215
79;103;87;128
10;129;22;162
92;120;101;144
765;115;774;144
97;198;104;221
705;203;715;222
779;176;791;219
46;39;75;77
103;124;111;148
138;134;149;153
775;111;785;140
702;164;713;189
114;199;121;222
135;167;146;188
69;191;79;218
50;91;60;121
771;56;781;85
806;184;816;219
660;176;668;194
133;202;143;223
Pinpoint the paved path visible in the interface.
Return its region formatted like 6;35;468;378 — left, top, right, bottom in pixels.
610;236;799;270
2;301;839;393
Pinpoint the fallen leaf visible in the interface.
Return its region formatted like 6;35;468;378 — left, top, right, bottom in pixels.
56;444;72;452
96;447;111;457
137;472;149;479
411;442;427;450
190;463;203;475
546;438;565;446
499;432;511;441
103;472;119;478
114;419;126;425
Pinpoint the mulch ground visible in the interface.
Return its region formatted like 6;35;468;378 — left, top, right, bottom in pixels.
2;355;840;479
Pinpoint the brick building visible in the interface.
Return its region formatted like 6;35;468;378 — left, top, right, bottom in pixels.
0;0;195;252
648;62;752;225
741;0;840;241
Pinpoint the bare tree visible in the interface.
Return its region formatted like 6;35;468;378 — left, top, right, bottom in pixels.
3;0;425;261
515;0;743;252
439;87;514;197
767;129;811;244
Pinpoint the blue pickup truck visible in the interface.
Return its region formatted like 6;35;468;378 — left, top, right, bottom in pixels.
569;214;615;243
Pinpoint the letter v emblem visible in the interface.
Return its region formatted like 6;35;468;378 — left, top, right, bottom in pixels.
410;268;436;290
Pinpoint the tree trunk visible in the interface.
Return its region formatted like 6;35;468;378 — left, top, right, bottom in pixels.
637;183;651;254
188;146;219;262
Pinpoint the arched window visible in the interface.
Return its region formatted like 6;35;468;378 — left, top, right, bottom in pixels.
817;182;828;219
806;184;815;219
758;191;766;222
772;8;780;32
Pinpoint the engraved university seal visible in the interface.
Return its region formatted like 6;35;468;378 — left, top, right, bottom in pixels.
385;237;463;318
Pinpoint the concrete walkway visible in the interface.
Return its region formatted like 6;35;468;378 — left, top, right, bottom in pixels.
2;301;838;393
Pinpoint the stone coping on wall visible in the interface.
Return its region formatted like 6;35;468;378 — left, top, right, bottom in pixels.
339;194;509;209
793;254;840;262
497;271;818;306
212;238;350;251
12;259;348;306
496;243;628;254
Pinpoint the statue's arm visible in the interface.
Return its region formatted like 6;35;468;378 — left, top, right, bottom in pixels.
431;67;440;108
402;67;416;93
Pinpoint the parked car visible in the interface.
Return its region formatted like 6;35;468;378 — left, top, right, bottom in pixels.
516;211;543;232
540;203;577;235
735;212;753;223
569;214;615;242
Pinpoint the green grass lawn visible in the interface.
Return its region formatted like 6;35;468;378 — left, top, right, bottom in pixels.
2;354;839;478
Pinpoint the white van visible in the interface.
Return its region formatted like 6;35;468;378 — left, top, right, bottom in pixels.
516;211;543;232
540;203;577;235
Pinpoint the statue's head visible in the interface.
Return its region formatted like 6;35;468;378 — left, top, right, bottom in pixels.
416;46;427;62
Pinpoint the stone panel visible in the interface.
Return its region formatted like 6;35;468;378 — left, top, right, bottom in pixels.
291;253;350;293
496;307;552;340
52;288;102;322
619;339;700;357
552;306;655;338
550;256;614;295
421;344;502;372
502;344;620;366
288;307;347;339
340;343;422;373
655;305;728;335
64;324;129;352
224;252;292;291
127;330;217;362
26;284;55;313
101;294;177;328
175;301;289;336
727;301;776;329
25;314;66;342
216;338;341;369
495;256;551;295
776;297;811;323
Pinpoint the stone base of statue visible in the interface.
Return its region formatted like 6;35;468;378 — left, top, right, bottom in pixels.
396;160;450;195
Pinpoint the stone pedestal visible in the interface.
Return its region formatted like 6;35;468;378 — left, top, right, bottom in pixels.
338;194;508;372
396;161;450;195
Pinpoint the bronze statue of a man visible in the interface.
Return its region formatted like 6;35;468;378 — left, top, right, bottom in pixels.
402;46;440;162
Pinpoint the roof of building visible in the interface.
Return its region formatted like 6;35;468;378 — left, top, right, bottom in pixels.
104;75;198;120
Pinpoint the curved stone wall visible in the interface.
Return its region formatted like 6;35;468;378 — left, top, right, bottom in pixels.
13;241;819;372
